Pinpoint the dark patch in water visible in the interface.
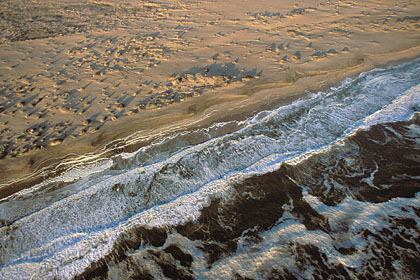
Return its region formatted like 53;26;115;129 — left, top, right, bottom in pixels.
176;168;330;267
147;250;195;280
74;227;167;280
336;246;357;255
163;244;193;268
286;115;420;206
356;221;420;279
352;121;420;202
268;268;298;280
294;243;352;279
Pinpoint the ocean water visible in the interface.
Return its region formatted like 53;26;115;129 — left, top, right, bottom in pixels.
1;58;420;279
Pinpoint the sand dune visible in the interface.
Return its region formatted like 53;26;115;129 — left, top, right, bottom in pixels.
0;0;419;193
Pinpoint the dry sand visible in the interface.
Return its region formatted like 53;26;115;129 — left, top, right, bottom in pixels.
1;0;419;196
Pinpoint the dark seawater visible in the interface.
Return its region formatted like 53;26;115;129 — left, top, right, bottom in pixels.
75;115;420;280
1;59;420;279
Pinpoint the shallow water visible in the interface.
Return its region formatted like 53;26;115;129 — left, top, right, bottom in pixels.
1;59;420;279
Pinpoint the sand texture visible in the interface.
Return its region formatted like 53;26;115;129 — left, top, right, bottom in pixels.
1;0;420;193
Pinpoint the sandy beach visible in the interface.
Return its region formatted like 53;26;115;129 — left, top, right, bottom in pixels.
1;0;419;196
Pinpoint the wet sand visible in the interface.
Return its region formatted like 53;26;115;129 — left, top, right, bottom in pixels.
1;0;420;196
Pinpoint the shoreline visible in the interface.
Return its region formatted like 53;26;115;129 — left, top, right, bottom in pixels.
1;48;420;199
1;0;420;198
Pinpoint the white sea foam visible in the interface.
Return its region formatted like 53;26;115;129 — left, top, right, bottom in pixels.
363;83;420;127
